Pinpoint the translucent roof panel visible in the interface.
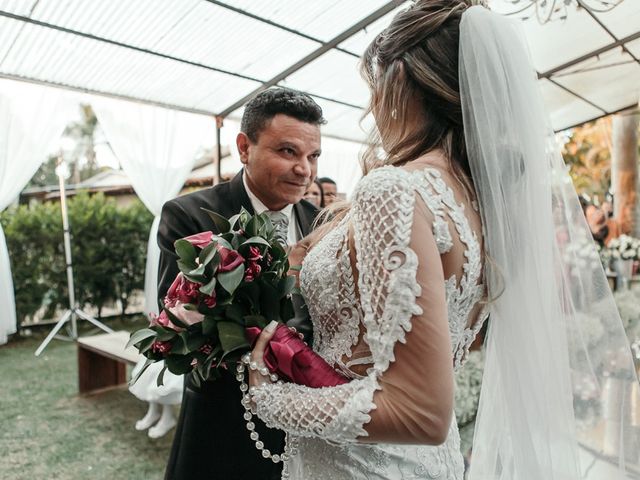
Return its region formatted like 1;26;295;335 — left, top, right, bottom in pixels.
279;50;369;108
25;0;319;81
593;0;640;40
337;6;407;54
0;0;638;142
538;79;603;131
626;38;640;59
212;0;394;44
514;6;611;73
0;16;260;113
552;48;640;116
312;99;371;142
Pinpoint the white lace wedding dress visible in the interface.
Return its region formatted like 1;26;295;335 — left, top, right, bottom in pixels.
253;166;488;479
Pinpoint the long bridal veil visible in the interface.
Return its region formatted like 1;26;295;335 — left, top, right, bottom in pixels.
460;6;639;480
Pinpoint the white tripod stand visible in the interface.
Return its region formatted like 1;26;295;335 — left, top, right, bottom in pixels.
35;155;113;356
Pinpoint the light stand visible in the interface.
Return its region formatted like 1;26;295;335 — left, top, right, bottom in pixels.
35;154;114;356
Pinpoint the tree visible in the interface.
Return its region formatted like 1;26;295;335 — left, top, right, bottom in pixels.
561;117;614;201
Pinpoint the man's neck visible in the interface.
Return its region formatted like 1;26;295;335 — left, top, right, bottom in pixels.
242;172;288;212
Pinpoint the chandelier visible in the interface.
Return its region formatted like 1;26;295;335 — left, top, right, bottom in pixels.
498;0;626;24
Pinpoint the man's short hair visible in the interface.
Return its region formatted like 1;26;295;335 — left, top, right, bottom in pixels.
318;177;336;186
241;88;326;143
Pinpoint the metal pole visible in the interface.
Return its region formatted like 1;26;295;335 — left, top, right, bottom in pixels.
57;154;77;338
215;116;223;185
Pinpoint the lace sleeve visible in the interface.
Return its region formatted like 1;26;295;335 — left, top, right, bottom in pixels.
252;167;428;444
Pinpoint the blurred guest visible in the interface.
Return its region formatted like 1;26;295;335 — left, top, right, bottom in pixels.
318;177;337;205
304;178;324;208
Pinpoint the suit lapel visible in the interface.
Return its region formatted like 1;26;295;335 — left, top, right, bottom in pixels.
294;202;318;237
228;170;255;216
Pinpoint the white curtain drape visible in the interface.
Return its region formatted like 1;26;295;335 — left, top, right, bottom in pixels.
0;80;75;345
92;98;215;317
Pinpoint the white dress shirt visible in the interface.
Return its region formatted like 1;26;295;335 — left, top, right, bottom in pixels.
242;173;300;245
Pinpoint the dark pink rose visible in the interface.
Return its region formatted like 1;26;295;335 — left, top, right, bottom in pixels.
183;231;214;249
244;261;262;282
168;302;204;326
165;273;199;307
151;340;172;355
203;293;217;308
199;344;213;355
217;246;245;272
150;311;184;332
248;246;263;262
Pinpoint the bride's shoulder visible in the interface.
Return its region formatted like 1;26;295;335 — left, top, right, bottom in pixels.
352;166;414;201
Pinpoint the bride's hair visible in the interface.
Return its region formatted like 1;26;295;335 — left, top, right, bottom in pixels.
359;0;485;197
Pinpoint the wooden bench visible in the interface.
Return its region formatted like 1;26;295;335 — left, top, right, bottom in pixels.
77;331;143;394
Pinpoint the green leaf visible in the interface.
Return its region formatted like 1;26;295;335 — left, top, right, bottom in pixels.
163;306;189;329
188;263;206;276
216;236;234;250
165;354;195;375
199;242;218;266
217;321;250;353
238;208;251;229
155;326;178;341
137;336;157;354
156;365;167;387
199;276;217;296
202;315;219;336
200;208;230;233
244;215;259;237
228;213;241;230
129;358;154;386
241;236;271;247
126;328;157;349
218;264;245;294
174;239;197;264
244;315;267;329
225;303;245;323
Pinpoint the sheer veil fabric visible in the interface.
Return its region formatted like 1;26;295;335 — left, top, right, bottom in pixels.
460;6;639;480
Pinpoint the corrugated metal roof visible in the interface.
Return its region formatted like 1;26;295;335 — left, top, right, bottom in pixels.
0;0;637;140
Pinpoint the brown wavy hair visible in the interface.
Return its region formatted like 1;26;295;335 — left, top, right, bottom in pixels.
360;0;486;197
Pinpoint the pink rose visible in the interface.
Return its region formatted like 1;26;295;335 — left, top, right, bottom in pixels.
248;246;263;262
165;273;200;307
151;340;172;355
168;301;205;326
183;231;214;249
150;310;184;332
244;261;262;282
217;246;245;272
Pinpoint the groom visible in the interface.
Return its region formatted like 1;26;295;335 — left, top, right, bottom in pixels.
157;88;324;480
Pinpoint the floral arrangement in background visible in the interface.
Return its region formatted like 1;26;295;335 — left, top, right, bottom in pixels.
607;234;640;261
563;234;602;275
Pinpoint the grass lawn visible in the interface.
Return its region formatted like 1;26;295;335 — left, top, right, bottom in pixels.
0;317;174;480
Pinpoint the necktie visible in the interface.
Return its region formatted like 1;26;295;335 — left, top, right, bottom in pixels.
265;211;289;246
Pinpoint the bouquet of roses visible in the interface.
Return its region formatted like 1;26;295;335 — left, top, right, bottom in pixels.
128;207;347;389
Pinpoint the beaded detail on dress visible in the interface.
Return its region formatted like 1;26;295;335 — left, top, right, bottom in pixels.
252;166;487;479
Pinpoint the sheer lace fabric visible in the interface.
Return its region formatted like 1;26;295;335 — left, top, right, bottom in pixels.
252;166;487;479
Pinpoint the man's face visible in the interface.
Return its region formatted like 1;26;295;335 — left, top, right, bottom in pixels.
237;114;321;211
321;182;337;205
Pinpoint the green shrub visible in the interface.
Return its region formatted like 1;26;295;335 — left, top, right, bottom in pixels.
0;193;154;325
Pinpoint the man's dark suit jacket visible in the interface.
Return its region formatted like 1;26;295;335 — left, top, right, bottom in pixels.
158;171;318;480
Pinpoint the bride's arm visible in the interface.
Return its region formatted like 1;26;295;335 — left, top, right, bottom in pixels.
250;169;455;445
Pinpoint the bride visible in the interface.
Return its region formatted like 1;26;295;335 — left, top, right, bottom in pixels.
248;1;638;479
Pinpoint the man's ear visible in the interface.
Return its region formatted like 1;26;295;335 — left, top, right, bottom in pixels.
236;132;250;165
